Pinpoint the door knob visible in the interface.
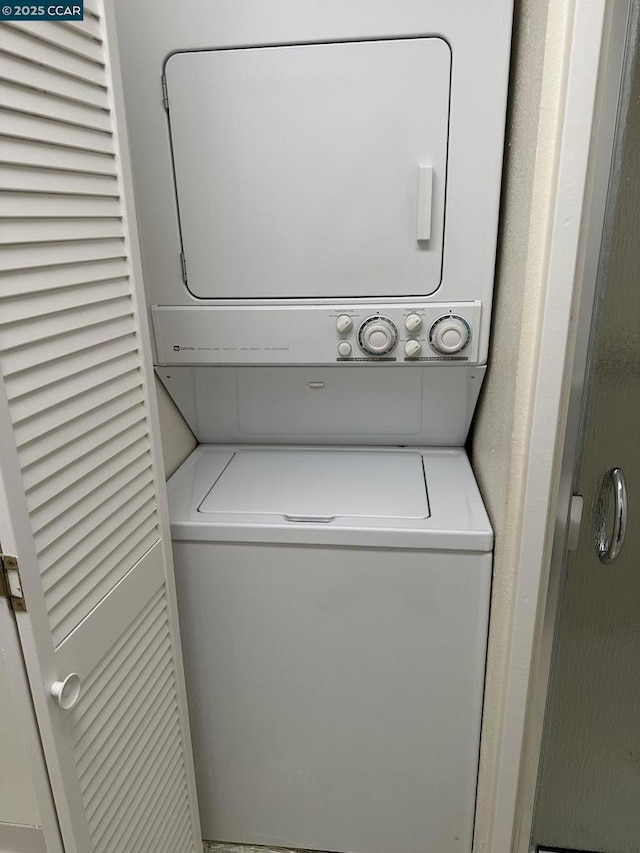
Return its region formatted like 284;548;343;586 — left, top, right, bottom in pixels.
50;673;82;710
597;467;628;565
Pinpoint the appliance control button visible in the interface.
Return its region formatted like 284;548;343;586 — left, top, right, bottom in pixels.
358;316;398;356
404;339;422;358
337;340;352;357
429;315;472;355
405;313;423;333
336;314;353;334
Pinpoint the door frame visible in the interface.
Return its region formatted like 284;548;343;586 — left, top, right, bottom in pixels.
0;496;63;853
484;0;636;851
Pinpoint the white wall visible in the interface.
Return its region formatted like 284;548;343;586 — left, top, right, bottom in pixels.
0;615;41;828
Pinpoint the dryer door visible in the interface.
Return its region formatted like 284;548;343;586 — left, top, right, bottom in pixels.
165;37;451;301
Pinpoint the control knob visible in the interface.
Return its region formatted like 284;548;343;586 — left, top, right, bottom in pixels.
429;315;471;355
405;313;423;333
358;316;398;356
336;314;353;334
404;339;422;359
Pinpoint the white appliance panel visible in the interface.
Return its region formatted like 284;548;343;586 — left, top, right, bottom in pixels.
175;540;491;853
155;364;486;446
165;38;450;300
152;302;482;366
198;449;430;519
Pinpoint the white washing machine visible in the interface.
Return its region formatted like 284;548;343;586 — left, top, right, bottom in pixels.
168;445;492;853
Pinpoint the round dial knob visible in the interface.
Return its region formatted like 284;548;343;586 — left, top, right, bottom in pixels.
358;316;398;356
337;340;352;357
429;315;472;355
404;339;422;358
405;313;423;333
336;314;353;334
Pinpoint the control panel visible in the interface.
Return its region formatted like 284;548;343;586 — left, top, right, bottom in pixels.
153;302;482;366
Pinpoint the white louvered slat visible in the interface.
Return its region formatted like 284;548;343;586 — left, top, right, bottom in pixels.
157;806;191;853
61;17;103;43
0;277;129;324
32;455;153;564
5;21;106;64
40;483;157;587
1;321;136;391
83;0;100;18
0;218;124;246
0;165;119;196
86;675;176;821
0;137;117;174
26;420;148;512
0;83;112;132
33;451;152;553
12;364;143;448
0;255;126;295
0;237;125;275
137;770;189;853
0;293;132;349
10;358;142;437
47;515;159;644
22;400;147;491
28;436;150;533
0;111;114;153
74;620;169;764
1;192;122;222
0;6;200;850
73;595;168;756
0;25;106;86
0;56;108;111
70;590;195;853
9;354;141;440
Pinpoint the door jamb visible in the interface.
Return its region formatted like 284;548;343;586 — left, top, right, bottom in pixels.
488;0;636;851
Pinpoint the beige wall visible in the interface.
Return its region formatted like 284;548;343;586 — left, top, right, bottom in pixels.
154;377;197;479
471;0;576;849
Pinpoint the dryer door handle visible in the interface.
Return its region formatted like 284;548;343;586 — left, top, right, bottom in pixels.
417;165;433;241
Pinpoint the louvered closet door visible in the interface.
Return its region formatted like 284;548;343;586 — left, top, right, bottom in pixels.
0;5;201;852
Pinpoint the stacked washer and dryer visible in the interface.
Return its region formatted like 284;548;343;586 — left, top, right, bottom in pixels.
113;4;513;853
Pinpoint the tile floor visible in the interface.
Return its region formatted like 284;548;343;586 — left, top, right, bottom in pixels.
203;844;314;853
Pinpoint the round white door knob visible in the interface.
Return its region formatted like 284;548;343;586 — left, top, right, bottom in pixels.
336;315;353;334
404;339;422;358
405;313;423;333
337;340;352;357
358;316;398;356
429;315;471;355
50;673;82;710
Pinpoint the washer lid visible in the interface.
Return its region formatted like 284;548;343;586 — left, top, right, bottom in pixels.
198;450;430;521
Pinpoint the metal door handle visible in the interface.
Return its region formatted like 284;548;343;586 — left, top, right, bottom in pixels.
597;467;627;564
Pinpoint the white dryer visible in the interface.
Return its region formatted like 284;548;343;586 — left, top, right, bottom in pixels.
168;445;492;853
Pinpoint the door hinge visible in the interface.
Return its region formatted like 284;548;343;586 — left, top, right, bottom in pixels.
567;494;583;552
161;74;169;111
0;554;26;612
180;251;188;283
